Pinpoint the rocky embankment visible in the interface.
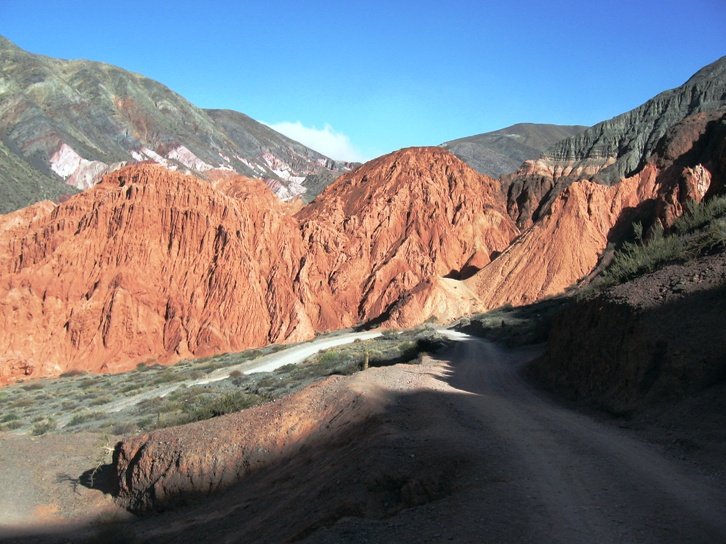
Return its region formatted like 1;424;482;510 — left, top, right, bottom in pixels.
531;250;726;415
111;361;472;542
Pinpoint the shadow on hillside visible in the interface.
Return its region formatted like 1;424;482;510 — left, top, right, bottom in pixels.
531;281;726;416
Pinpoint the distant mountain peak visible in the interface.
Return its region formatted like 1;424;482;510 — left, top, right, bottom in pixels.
543;55;726;184
439;123;587;179
0;36;353;214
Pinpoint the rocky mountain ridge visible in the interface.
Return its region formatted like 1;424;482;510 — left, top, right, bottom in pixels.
0;148;519;382
440;123;586;178
468;108;726;309
0;36;353;213
503;55;726;229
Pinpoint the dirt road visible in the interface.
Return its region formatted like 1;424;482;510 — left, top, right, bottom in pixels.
307;334;726;543
3;333;725;543
439;335;726;543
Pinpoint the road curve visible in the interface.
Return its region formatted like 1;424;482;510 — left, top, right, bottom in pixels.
434;333;726;543
94;331;384;418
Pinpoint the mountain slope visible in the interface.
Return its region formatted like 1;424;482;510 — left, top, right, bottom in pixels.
440;123;586;178
1;53;725;384
0;148;519;382
503;55;726;229
0;36;351;213
0;165;314;381
467;109;726;309
296;147;519;329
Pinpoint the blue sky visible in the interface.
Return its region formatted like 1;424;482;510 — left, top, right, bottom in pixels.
2;0;725;161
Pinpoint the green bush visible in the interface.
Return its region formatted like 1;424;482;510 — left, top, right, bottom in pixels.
59;369;87;378
120;383;140;393
31;419;56;436
78;378;98;389
110;422;136;435
274;363;297;374
600;196;726;287
67;412;104;427
9;398;34;408
317;350;340;365
704;218;726;251
673;196;726;235
601;226;687;285
256;376;277;388
21;383;45;391
137;416;155;429
182;391;264;422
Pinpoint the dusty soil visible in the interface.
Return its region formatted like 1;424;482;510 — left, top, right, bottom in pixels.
1;336;724;543
0;432;132;538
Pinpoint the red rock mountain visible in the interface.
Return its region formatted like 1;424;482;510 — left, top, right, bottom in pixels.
0;166;314;381
466;110;726;308
0;148;519;383
296;147;519;330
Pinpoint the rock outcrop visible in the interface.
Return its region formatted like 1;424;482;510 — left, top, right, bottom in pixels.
0;165;313;381
502;56;726;230
112;361;469;542
295;147;519;329
113;375;378;513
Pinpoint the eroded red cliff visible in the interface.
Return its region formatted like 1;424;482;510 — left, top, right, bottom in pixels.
296;147;519;329
0;166;312;382
1;117;723;384
0;148;522;382
466;111;726;309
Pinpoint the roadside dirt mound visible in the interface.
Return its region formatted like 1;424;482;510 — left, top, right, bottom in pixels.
531;250;726;415
112;360;473;542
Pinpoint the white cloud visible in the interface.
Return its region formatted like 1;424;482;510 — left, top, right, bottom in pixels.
264;121;367;163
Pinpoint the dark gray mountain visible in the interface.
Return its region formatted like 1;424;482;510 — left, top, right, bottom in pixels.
544;55;726;184
440;123;587;178
502;55;726;228
0;36;353;214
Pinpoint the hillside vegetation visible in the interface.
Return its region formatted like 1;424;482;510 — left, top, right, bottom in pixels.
597;195;726;288
0;328;446;436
